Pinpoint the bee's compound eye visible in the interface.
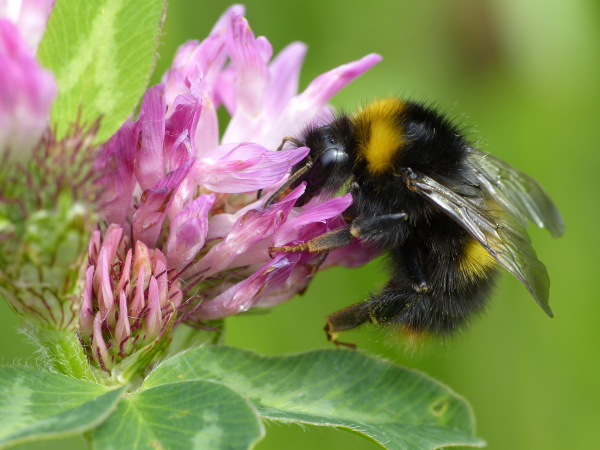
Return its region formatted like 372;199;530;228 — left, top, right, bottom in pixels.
308;148;342;188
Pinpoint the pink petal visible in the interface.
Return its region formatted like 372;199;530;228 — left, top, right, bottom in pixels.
228;194;353;269
162;34;226;116
132;240;151;292
191;78;219;156
92;312;110;369
165;94;201;170
94;248;114;322
253;282;309;308
0;19;56;160
260;53;382;149
209;4;245;35
272;193;353;247
214;65;236;115
321;237;378;269
0;0;54;52
165;93;201;219
220;15;272;144
114;290;131;352
78;265;95;339
132;158;194;247
195;143;309;193
169;40;197;72
162;67;188;117
167;194;215;271
198;253;299;320
152;247;167;271
254;257;319;308
135;84;166;191
206;213;237;241
152;249;168;307
115;248;132;298
264;42;307;120
188;183;305;279
130;263;145;319
88;229;101;261
165;93;200;169
96;121;137;226
98;225;123;269
143;276;162;342
188;33;227;91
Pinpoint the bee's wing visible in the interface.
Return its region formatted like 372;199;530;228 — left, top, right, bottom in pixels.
467;149;564;238
406;169;553;317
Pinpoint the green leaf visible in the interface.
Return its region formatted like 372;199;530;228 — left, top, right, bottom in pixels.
0;366;126;449
144;346;485;450
90;380;265;450
37;0;167;144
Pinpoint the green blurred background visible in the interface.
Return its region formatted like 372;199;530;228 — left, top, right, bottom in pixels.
3;0;599;449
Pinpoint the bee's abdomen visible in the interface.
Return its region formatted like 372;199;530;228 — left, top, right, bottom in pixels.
376;254;498;334
325;229;500;337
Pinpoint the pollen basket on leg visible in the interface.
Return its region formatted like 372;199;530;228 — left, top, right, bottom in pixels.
353;98;407;176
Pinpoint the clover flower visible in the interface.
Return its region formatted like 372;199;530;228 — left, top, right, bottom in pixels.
0;2;380;377
81;5;379;372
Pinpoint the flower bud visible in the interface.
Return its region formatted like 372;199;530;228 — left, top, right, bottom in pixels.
114;290;132;356
142;276;162;343
79;266;95;340
132;241;152;291
130;263;146;320
92;312;111;371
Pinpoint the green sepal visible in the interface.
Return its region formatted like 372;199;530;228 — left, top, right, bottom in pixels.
23;323;96;383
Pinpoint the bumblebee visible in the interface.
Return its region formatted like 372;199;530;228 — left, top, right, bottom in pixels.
263;98;564;345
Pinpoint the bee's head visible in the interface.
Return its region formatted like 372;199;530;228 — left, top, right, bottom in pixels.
291;117;355;206
261;115;355;209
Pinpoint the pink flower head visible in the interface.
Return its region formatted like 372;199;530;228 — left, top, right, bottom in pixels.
80;225;179;372
87;6;380;365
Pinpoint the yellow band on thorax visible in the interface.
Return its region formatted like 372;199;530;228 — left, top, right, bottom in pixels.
353;98;406;176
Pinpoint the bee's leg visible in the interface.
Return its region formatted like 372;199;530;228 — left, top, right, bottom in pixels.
268;227;353;257
268;213;409;257
324;290;413;348
400;240;429;293
350;212;428;293
349;213;407;239
325;277;424;347
324;302;372;349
